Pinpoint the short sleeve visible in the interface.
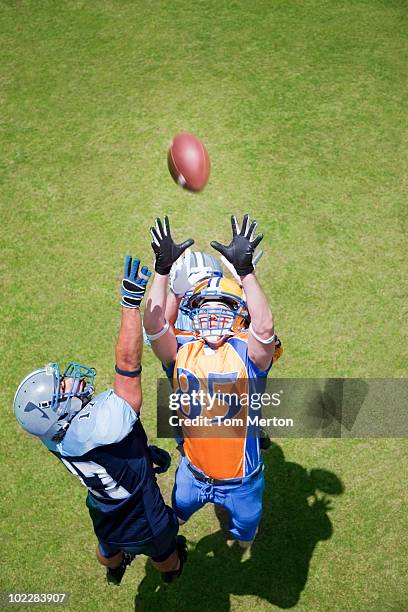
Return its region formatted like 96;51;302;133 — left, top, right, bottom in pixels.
227;333;272;378
59;389;138;457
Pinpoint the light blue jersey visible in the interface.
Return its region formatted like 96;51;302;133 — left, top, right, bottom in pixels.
41;389;137;456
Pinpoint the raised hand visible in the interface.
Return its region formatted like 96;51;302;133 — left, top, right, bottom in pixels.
150;216;194;275
311;494;334;514
211;214;263;277
121;256;152;308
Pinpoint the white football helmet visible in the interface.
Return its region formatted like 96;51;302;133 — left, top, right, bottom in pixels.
13;362;95;442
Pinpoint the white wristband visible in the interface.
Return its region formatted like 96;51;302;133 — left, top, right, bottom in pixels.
146;320;170;341
249;323;276;345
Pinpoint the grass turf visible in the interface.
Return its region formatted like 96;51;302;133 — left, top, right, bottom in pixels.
1;1;407;610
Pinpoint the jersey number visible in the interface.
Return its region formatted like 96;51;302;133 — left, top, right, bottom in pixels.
176;368;241;421
60;458;130;500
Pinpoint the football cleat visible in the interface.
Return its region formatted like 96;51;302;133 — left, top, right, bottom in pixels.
106;553;135;586
161;536;188;584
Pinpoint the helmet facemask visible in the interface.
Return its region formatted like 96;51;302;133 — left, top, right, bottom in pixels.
58;362;95;407
180;276;249;342
50;363;95;437
190;299;246;343
192;301;234;342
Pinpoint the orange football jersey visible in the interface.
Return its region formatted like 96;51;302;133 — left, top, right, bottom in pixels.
166;330;282;479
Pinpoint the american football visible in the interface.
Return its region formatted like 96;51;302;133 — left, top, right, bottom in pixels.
167;132;210;192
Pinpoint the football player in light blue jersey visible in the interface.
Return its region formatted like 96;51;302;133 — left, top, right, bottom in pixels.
14;257;187;586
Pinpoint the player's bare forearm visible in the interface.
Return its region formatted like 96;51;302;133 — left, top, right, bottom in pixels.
165;291;182;327
114;307;143;412
144;272;178;366
144;273;169;333
116;307;143;370
241;272;275;369
115;257;151;412
241;273;274;337
146;216;193;365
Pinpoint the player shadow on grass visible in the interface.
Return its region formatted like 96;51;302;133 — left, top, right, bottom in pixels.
303;378;368;437
135;442;344;611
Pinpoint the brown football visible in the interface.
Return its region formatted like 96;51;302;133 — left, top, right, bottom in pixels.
167;132;210;192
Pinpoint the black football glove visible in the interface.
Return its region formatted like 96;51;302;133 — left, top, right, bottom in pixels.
211;214;263;277
121;256;152;308
149;445;171;474
150;216;194;275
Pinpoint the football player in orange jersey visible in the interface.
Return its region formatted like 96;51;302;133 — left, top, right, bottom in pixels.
144;215;281;547
164;248;279;451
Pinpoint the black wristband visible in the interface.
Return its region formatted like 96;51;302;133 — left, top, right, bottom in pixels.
115;365;142;377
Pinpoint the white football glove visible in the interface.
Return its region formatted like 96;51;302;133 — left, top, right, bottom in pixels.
169;248;193;297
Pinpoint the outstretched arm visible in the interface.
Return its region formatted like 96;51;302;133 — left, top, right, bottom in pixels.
211;214;275;371
165;291;182;327
240;272;275;371
144;272;179;367
143;216;194;367
114;257;151;412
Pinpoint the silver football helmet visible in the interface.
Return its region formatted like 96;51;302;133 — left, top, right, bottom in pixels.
170;249;223;298
13;362;95;441
188;251;223;282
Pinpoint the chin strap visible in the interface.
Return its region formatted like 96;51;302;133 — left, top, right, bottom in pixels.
52;420;71;443
52;392;92;442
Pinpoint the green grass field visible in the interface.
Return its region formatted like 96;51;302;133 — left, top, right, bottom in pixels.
1;1;407;610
